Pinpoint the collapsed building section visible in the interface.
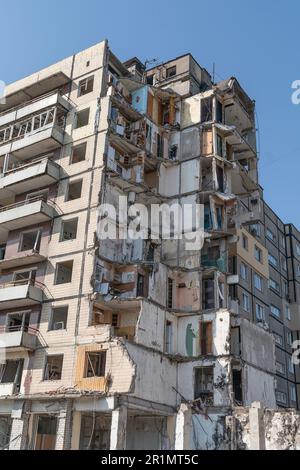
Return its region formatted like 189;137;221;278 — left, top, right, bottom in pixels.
0;42;299;450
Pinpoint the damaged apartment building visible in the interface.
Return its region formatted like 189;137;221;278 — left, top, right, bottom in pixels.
0;40;299;451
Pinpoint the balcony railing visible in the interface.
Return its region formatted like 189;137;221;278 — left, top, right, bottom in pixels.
0;194;52;214
0;324;38;335
1;155;54;176
0;278;45;289
0;107;63;146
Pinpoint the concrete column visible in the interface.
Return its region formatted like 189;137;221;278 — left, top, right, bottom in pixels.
71;411;82;450
249;401;265;450
175;404;192;450
9;401;29;450
55;401;73;450
110;406;128;450
166;415;176;450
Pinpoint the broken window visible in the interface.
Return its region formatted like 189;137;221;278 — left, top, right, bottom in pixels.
84;351;106;378
0;244;6;260
35;416;57;450
79;414;110;450
78;76;94;97
216;100;223;123
232;369;243;404
216;135;223;158
75;109;90;129
202;278;215;310
13;269;36;285
66;180;83;201
254;245;263;263
60;218;78;242
165;321;173;354
157;133;163;158
216;165;224;192
201;97;213;122
204;205;213;230
242;234;248;250
0;416;12;450
215;206;223;230
0;360;23;392
54;260;73;285
71;142;87;164
166;66;176;78
199;321;213;355
6;312;30;332
194;367;214;402
137;274;146;297
43;355;63;381
49;306;68;331
167;278;174;309
146;74;154;85
19;229;41;252
111;313;119;327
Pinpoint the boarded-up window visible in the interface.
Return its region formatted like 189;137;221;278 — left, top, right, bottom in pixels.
199;321;213;355
35;416;57;450
147;92;154;118
201;130;213;156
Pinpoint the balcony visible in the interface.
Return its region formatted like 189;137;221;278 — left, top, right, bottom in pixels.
0;383;18;396
1;72;70;113
0;279;44;310
0;93;71;159
0;250;46;271
0;325;38;351
0;195;57;231
0;158;60;198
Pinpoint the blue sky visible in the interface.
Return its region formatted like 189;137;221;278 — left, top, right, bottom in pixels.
1;0;299;226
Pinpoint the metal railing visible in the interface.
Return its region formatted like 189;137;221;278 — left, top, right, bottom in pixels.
0;88;73;118
1;155;58;176
0;194;50;214
0;278;45;290
0;324;39;335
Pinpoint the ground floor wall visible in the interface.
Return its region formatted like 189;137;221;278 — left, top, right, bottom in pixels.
1;398;300;450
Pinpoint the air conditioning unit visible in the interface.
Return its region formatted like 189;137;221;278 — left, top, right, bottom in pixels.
53;322;65;331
